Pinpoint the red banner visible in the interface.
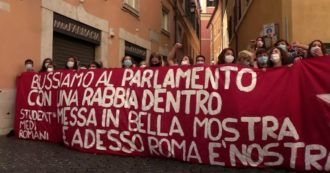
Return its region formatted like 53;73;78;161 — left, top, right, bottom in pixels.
15;56;330;171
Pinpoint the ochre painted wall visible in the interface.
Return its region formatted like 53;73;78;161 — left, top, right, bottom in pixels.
0;0;186;135
291;0;330;45
63;0;173;67
230;0;330;52
0;0;41;89
233;0;283;52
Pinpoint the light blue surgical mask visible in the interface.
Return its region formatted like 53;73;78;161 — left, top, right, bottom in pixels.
258;55;269;64
123;59;133;67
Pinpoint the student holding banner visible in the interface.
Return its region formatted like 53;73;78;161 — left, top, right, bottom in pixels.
39;58;53;72
217;48;236;64
274;39;307;65
65;56;79;70
24;59;34;72
167;43;193;66
237;50;254;67
46;62;55;72
249;37;267;52
148;53;163;67
307;40;327;58
268;47;288;68
139;60;147;68
121;55;135;68
256;48;270;69
88;61;102;69
195;55;206;65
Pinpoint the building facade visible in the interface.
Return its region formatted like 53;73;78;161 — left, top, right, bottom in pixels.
0;0;200;135
221;0;330;54
171;0;200;62
199;0;216;64
207;0;221;63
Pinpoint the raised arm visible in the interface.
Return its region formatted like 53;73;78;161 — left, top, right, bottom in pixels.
167;43;182;66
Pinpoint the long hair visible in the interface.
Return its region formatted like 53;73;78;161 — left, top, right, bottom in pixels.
65;56;78;70
39;58;52;72
307;40;327;58
268;47;288;67
148;52;162;67
217;48;235;64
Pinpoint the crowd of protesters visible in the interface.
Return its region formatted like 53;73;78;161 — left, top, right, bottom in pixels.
23;56;103;72
23;38;327;72
216;38;327;70
117;38;327;70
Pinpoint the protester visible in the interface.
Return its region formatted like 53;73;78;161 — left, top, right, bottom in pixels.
167;43;192;66
65;56;79;70
39;58;53;72
89;61;102;69
139;60;147;68
167;43;181;66
217;48;236;64
195;55;206;65
121;55;135;68
46;62;55;72
237;50;254;67
274;39;307;64
249;37;267;53
24;59;34;72
255;48;270;69
274;39;290;52
307;40;327;58
148;53;162;67
180;55;193;66
268;47;288;67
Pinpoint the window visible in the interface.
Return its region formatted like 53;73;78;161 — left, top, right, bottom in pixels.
123;0;139;16
207;0;217;7
162;8;169;33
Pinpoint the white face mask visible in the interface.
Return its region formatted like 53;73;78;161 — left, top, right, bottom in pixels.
25;64;33;70
181;60;189;65
271;53;281;63
140;64;147;68
224;55;234;63
47;67;54;72
67;61;74;68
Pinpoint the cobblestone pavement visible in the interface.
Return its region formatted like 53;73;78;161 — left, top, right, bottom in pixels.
0;136;297;173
